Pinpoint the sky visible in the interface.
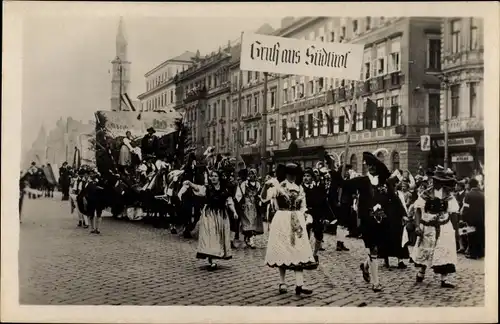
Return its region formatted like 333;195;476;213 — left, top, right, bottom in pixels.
21;15;281;152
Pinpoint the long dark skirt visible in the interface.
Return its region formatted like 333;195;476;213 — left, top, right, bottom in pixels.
378;213;409;260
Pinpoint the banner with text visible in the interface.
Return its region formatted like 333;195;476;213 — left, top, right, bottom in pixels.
240;33;364;80
95;111;182;139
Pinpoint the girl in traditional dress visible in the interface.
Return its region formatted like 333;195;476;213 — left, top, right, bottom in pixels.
183;170;238;270
119;131;134;173
264;163;317;296
235;169;264;248
412;169;459;288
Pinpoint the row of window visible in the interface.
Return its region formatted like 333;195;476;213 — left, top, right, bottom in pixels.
280;105;402;140
184;69;230;99
450;18;480;54
146;64;190;92
206;127;227;148
144;90;175;111
206;99;228;120
449;82;479;118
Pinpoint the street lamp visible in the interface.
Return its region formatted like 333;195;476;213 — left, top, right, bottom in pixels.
439;73;450;169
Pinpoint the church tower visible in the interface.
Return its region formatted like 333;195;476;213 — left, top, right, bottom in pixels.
111;17;131;111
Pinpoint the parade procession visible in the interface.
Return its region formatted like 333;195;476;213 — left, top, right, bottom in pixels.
17;16;486;307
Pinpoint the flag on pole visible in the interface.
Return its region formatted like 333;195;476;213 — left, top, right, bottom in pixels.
120;94;131;111
342;106;352;122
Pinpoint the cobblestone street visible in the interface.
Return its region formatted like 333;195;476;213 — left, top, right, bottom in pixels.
19;198;485;306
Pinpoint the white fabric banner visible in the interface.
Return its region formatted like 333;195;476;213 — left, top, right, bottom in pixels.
240;33;364;80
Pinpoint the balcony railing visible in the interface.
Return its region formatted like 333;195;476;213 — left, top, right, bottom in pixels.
280;94;327;114
184;86;207;103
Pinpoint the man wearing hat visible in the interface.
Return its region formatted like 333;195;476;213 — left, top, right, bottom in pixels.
411;167;460;288
461;178;484;259
302;167;327;262
141;127;159;160
357;151;407;292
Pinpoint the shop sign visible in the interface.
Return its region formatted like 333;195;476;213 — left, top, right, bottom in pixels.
451;153;474;163
448;118;484;133
420;135;431;151
436;137;476;147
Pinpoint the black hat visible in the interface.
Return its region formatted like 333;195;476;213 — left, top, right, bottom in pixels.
432;169;456;185
31;161;36;166
147;127;156;134
304;167;315;177
363;151;390;181
238;168;248;180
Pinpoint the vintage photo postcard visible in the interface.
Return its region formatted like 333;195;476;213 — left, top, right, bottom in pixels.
2;1;498;323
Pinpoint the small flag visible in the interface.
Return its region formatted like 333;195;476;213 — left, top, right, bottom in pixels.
120;94;130;110
342;106;352;122
124;93;136;112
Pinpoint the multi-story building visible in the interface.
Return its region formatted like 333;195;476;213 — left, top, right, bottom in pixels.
273;17;443;173
137;51;195;112
433;17;484;177
228;23;279;168
24;118;94;168
174;46;232;156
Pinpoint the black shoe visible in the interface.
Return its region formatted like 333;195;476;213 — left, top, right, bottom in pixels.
416;273;425;283
397;261;407;269
457;248;465;254
95;230;101;234
208;263;218;271
90;230;96;234
466;254;480;260
441;280;456;288
77;221;82;227
295;286;313;295
279;284;287;294
83;225;89;229
372;283;383;292
170;228;177;234
360;262;370;283
336;241;350;251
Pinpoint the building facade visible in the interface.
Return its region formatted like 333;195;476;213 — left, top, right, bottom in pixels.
23;118;94;169
137;51;195;112
434;17;484;177
273;17;443;173
111;17;131;111
174;47;232;156
228;24;281;169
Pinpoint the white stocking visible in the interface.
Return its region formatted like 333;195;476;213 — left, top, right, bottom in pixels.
369;255;379;286
337;226;347;241
279;268;286;284
294;270;304;287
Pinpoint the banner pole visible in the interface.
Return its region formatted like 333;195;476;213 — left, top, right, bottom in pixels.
338;81;358;205
236;32;244;170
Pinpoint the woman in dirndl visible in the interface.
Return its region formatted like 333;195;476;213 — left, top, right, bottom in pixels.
119;131;134;172
412;168;459;288
264;163;317;296
183;169;238;270
235;168;264;248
